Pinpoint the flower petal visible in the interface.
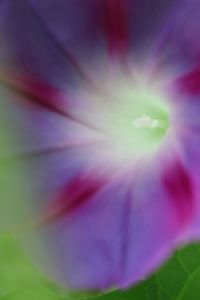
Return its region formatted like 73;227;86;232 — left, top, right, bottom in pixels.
0;0;91;87
153;1;200;71
29;0;101;58
174;65;200;95
171;95;200;178
22;156;195;290
127;0;176;58
117;158;195;287
99;0;130;58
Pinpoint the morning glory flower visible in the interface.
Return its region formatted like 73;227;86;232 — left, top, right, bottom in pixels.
1;0;200;292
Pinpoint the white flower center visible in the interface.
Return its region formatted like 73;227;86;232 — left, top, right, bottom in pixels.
69;68;173;172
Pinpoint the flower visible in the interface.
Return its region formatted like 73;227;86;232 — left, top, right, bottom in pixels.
1;0;200;292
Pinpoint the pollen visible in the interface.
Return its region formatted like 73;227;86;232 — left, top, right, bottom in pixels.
132;114;160;129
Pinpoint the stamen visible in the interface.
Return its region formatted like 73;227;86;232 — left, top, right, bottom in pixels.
132;115;160;129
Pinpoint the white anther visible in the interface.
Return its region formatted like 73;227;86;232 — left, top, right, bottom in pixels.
133;114;160;129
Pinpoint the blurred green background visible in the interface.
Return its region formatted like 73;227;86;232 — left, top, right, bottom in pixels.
0;233;200;300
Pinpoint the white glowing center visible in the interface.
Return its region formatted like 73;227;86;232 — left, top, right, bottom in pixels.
133;114;160;129
69;68;172;173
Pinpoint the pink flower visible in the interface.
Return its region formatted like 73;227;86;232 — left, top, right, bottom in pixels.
1;0;200;292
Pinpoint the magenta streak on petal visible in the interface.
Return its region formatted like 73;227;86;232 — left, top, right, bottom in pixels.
162;160;194;226
100;0;129;58
174;66;200;95
0;72;103;133
0;72;66;116
37;173;107;226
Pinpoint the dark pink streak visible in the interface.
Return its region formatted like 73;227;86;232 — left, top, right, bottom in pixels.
38;173;107;225
0;72;67;116
0;72;102;132
174;65;200;95
100;0;129;57
163;160;194;226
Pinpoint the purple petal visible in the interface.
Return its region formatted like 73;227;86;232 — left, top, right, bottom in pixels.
153;1;200;71
1;0;199;292
170;92;200;178
29;0;101;57
127;0;176;59
22;157;195;290
0;0;91;87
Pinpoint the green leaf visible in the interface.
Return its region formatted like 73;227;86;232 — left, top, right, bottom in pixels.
156;244;200;300
0;234;45;295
